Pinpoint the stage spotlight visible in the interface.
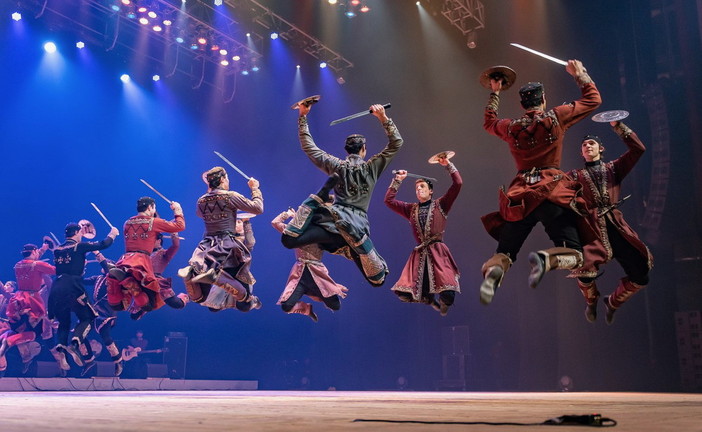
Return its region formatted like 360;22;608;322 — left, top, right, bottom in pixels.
11;12;22;21
241;70;249;75
153;25;162;32
214;0;223;5
120;74;130;83
147;11;157;19
351;0;360;5
197;37;207;45
246;33;251;37
110;5;121;12
163;19;172;26
175;36;184;43
252;65;259;72
416;1;420;5
360;5;370;13
139;17;149;25
152;74;160;81
232;55;241;61
328;0;337;4
137;6;147;12
296;65;300;69
270;32;279;40
345;11;356;18
219;49;228;55
190;43;199;50
43;42;57;53
319;62;327;69
121;0;131;5
220;60;229;66
76;41;85;49
127;11;136;19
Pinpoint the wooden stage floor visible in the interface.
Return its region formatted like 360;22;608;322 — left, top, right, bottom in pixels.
0;390;700;431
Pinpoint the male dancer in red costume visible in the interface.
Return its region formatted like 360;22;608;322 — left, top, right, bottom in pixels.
569;121;653;324
107;197;185;312
479;60;601;304
384;155;462;315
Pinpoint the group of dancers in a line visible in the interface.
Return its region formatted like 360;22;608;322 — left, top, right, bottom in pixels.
0;58;652;377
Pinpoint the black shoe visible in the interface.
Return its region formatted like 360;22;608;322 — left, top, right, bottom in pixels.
585;301;597;323
603;296;617;325
527;252;546;289
480;266;504;305
81;361;97;377
109;267;128;281
130;309;147;320
65;344;84;367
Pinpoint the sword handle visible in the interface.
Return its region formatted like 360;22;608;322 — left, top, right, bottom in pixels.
369;103;392;113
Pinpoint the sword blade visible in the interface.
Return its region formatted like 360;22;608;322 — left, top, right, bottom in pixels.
49;232;61;245
90;202;115;228
139;179;172;204
214;151;251;180
392;170;438;183
510;43;568;66
330;103;391;126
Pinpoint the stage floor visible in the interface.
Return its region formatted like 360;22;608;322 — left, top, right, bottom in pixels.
0;390;700;431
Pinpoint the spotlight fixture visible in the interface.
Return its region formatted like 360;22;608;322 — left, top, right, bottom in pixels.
220;59;229;66
76;41;85;49
152;74;160;81
270;32;279;40
11;12;22;21
328;0;337;4
214;0;223;5
138;17;149;25
147;11;157;19
251;65;259;72
153;25;162;32
241;70;249;75
43;42;57;53
319;62;327;68
120;74;130;82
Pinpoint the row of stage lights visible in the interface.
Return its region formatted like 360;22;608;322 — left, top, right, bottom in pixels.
104;1;336;71
20;30;329;82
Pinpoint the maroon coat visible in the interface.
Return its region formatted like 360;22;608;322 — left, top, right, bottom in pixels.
568;127;654;278
384;166;462;301
481;75;601;239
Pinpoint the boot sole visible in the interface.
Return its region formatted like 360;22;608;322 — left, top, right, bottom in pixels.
527;252;545;289
480;266;503;305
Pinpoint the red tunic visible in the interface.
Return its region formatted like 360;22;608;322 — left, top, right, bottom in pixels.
10;259;55;325
384;167;462;300
109;214;185;309
481;77;601;239
568;128;654;278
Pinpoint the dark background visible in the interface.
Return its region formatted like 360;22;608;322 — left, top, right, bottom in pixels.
1;0;700;392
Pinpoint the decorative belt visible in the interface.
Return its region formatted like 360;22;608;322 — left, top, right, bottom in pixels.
126;250;150;255
414;233;443;251
205;230;235;237
518;166;560;185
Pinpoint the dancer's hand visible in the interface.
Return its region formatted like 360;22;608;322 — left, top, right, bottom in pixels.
370;104;389;123
248;177;260;190
394;170;408;181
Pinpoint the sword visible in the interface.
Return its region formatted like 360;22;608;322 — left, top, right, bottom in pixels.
90;202;115;228
214;151;251;180
510;43;568;66
49;232;61;245
597;194;631;218
392;170;438;183
139;179;172;204
330;103;391;126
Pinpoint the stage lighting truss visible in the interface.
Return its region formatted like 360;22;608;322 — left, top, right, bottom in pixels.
440;0;485;48
13;0;353;86
223;0;354;75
